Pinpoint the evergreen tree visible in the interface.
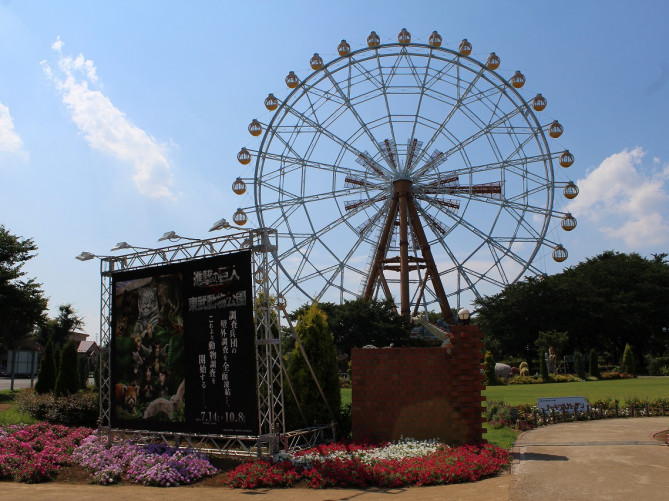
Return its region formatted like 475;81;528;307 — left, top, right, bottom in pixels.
622;343;635;376
34;337;56;394
54;340;80;396
539;352;549;380
573;350;587;379
589;349;600;378
78;355;89;389
285;303;341;429
483;351;498;385
0;225;47;349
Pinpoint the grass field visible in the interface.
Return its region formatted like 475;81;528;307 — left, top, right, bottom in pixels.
484;376;669;405
341;387;351;406
343;377;669;408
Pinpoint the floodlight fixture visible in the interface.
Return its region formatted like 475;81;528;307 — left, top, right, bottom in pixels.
158;230;215;253
158;231;179;242
209;217;248;232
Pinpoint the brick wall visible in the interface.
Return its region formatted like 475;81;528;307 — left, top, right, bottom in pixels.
351;325;485;444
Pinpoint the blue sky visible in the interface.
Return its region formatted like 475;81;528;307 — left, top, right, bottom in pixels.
1;1;668;340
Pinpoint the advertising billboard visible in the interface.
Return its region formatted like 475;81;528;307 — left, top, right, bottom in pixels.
111;251;258;434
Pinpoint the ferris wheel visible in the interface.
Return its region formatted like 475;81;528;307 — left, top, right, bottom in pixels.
227;29;578;320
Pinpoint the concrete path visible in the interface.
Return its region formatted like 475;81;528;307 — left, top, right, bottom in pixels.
511;417;669;501
0;418;666;500
0;377;35;391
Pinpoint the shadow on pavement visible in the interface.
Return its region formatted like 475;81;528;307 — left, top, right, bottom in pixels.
512;452;568;462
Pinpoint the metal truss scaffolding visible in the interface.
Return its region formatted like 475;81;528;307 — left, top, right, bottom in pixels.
97;228;327;456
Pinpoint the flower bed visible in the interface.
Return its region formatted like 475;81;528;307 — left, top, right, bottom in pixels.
487;398;669;431
2;424;509;489
72;436;218;486
222;438;511;489
0;422;92;482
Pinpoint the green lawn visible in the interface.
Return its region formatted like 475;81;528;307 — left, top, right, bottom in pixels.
0;389;35;425
484;376;669;406
341;387;351;406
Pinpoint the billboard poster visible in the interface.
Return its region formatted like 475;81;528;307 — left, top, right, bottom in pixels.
111;251;258;434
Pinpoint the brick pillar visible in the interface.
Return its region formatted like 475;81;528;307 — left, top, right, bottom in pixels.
351;325;485;444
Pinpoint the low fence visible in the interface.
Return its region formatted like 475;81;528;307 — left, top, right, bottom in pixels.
488;399;669;431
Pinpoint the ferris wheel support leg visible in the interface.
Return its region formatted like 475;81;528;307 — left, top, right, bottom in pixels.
406;193;454;323
396;180;412;319
363;194;400;301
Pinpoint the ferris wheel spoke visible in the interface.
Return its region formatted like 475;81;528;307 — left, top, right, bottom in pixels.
374;51;400;148
346;54;386;93
429;202;534;273
314;230;369;299
399;49;430;88
415;68;486;168
274;201;385;263
258;151;382;181
441;105;525;164
275;98;376;166
407;52;436;146
254;182;374;215
323;68;388;163
460;266;507;289
418;152;550;185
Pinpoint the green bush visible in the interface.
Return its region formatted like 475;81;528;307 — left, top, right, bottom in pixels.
484;351;498;385
337;402;352;440
54;340;81;396
600;371;635;380
648;357;669;376
507;375;544;384
573;350;586;379
485;400;518;428
621;343;635;376
285;303;341;429
15;388;98;427
547;374;582;383
539;352;549;380
35;338;56;394
78;355;90;388
589;349;601;378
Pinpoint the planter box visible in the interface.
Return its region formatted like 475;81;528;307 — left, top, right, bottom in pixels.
351;325;485;444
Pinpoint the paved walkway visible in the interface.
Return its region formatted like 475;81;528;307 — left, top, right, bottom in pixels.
511;417;669;501
0;418;667;500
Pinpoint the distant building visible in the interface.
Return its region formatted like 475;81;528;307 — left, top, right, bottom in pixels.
1;329;99;377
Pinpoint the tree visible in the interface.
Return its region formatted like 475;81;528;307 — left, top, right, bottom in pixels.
573;350;586;379
285;303;341;429
483;351;498;386
54;340;80;396
589;349;600;378
35;337;57;394
534;330;569;362
539;352;549;380
622;343;635;376
475;251;669;369
0;225;48;349
290;298;406;359
37;304;83;348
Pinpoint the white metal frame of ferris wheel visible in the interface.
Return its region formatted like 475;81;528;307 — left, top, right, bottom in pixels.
97;229;329;456
236;36;574;317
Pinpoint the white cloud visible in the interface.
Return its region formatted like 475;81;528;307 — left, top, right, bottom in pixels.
0;101;26;156
567;147;669;247
42;37;173;198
